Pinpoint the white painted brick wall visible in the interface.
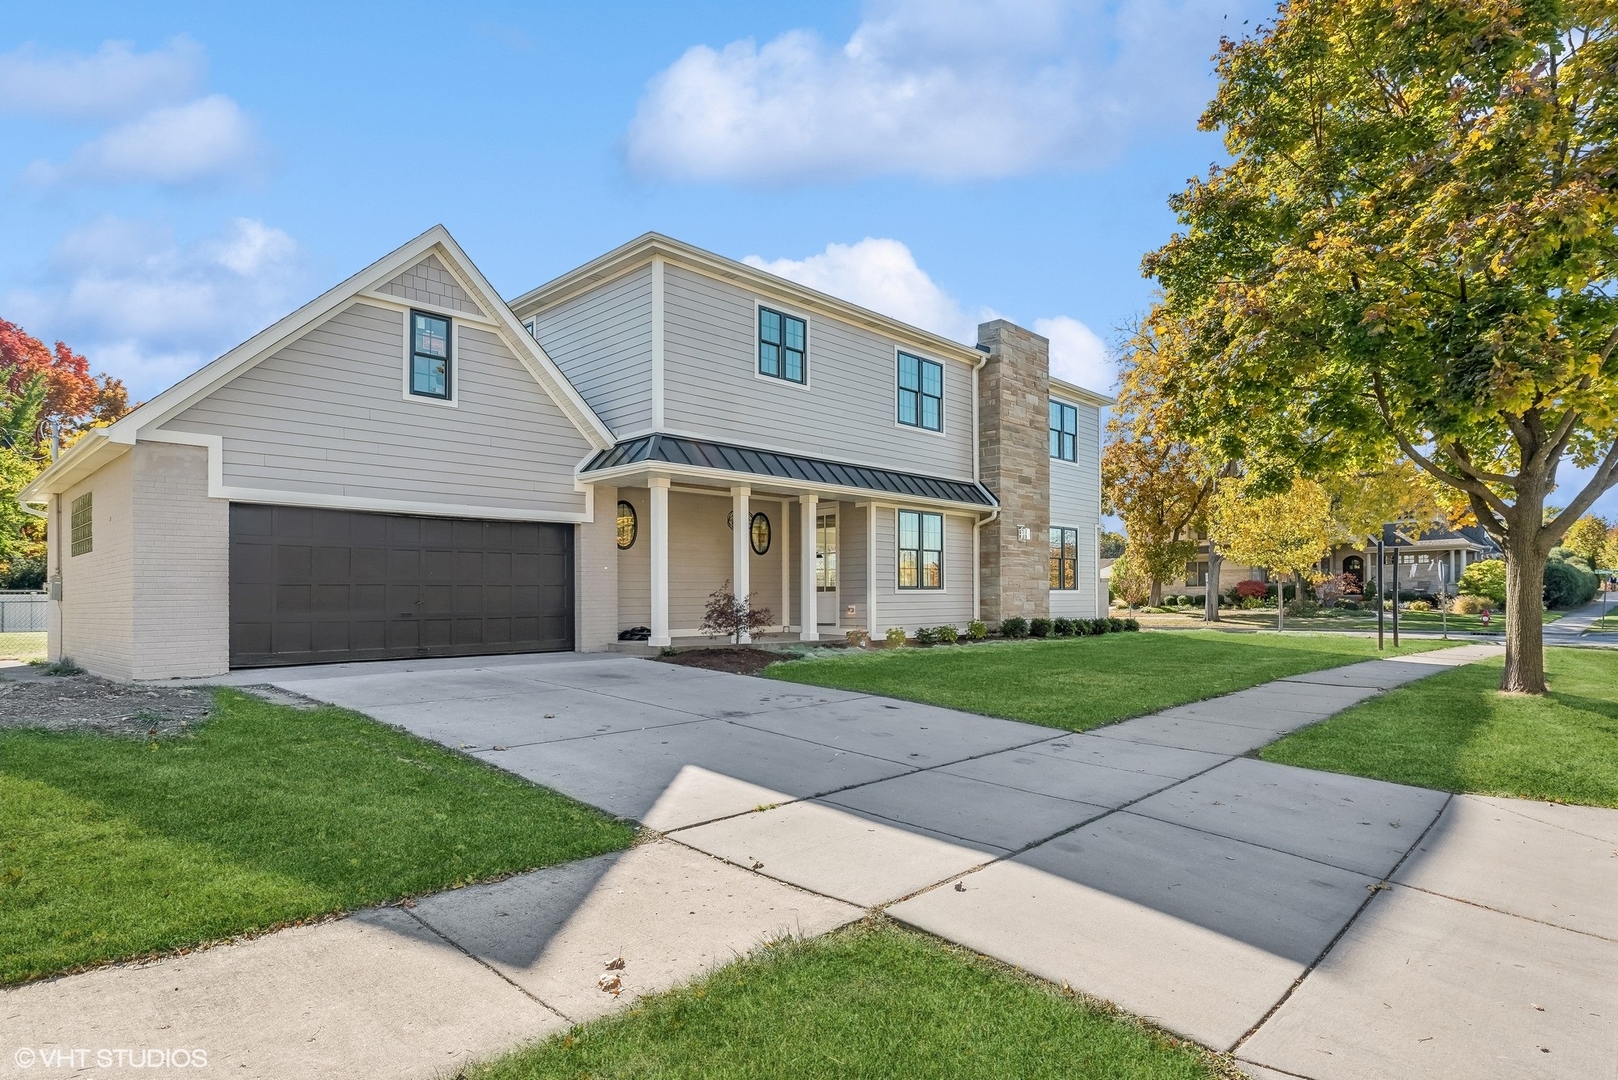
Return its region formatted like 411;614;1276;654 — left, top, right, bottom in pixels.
54;451;136;678
131;442;229;679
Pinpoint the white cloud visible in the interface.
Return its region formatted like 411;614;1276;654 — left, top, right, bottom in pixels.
744;236;1115;394
0;37;204;121
23;95;261;186
627;0;1260;183
1036;315;1115;394
6;217;304;398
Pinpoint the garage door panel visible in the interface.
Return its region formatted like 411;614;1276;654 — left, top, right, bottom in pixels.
230;504;573;667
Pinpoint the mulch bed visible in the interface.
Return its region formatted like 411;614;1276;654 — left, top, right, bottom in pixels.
0;673;214;737
656;648;792;676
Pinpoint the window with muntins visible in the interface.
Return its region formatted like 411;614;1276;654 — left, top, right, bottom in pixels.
897;352;943;431
1050;527;1078;590
898;510;943;589
70;492;92;556
1049;400;1077;461
758;307;806;383
410;311;451;399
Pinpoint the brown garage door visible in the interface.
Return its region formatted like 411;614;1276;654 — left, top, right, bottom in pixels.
229;504;573;667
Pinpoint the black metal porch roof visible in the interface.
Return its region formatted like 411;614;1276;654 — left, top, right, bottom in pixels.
583;433;997;508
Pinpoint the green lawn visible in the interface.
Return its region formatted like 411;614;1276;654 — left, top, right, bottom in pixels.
1262;647;1618;807
766;632;1450;730
0;631;46;661
0;690;634;985
462;922;1232;1080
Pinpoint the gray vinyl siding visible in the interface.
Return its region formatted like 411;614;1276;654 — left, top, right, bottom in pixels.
617;487;651;631
1050;398;1103;619
661;264;976;480
528;267;654;435
840;502;869;632
871;505;975;633
165;302;590;517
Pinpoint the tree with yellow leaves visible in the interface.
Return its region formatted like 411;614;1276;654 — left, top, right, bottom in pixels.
1561;515;1610;569
1208;478;1335;631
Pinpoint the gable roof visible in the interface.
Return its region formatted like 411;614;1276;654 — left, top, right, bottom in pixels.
21;226;613;503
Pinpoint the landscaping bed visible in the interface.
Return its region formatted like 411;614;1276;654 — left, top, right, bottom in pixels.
0;671;213;737
658;646;812;676
0;689;635;985
765;631;1452;731
461;920;1235;1080
1260;647;1618;807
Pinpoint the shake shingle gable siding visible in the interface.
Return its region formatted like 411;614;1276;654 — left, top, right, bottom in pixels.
584;434;996;508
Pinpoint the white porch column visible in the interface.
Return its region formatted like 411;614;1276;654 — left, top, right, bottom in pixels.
732;485;752;644
799;493;819;641
779;500;791;632
649;477;671;647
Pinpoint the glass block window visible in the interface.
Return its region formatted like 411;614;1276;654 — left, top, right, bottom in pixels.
1050;527;1078;590
758;307;807;383
898;352;943;431
410;311;451;399
1049;400;1077;461
70;492;93;557
898;510;943;589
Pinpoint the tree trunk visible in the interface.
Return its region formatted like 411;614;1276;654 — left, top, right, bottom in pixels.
1149;579;1163;608
1204;549;1222;622
1501;537;1548;694
1276;584;1285;631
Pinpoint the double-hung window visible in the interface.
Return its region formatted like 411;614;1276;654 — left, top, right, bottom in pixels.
1049;400;1077;462
897;510;943;589
1050;527;1078;590
758;307;807;383
897;352;943;431
410;311;452;400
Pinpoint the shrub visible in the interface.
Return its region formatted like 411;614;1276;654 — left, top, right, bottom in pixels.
1123;617;1140;631
999;616;1029;639
1089;618;1112;634
1240;596;1263;610
845;629;871;647
1052;617;1075;636
1459;559;1507;607
936;624;959;644
1407;600;1433;612
966;619;988;641
700;582;775;643
1452;594;1491;615
914;626;941;645
885;627;907;647
1108;616;1126;632
1544;555;1599;609
1029;617;1052;638
1337;599;1362;611
1236;579;1269;601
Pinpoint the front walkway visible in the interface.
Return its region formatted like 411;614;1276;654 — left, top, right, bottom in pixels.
5;643;1615;1080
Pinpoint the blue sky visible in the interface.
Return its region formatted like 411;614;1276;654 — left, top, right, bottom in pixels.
4;0;1614;520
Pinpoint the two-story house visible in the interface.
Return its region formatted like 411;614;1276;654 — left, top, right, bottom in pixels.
19;227;1108;679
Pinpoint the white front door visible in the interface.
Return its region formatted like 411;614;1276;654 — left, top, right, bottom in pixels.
815;512;838;627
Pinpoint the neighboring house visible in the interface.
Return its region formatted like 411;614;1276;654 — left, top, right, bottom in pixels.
19;227;1109;679
1171;523;1502;597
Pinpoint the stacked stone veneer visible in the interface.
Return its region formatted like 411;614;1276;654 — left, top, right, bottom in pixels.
976;320;1051;624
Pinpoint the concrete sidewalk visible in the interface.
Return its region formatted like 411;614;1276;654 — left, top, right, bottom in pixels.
8;641;1613;1080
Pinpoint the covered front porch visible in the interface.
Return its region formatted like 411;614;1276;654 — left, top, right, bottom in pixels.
581;435;997;648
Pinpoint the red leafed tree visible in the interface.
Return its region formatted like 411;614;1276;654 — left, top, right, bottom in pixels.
0;318;129;432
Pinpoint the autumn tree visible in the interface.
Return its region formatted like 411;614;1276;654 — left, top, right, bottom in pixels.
1561;515;1609;567
1147;2;1618;693
1108;547;1153;610
1603;523;1618;572
1208;478;1335;631
1103;316;1218;608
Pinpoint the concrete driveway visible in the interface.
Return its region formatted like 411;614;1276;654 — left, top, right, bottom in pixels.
202;642;1618;1079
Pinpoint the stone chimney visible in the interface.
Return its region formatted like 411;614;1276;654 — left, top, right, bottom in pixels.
976;320;1051;625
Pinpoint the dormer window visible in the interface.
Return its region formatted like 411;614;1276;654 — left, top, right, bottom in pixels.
758;307;807;384
410;311;452;400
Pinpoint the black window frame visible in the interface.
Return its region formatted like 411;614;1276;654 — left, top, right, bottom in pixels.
70;492;93;557
1050;527;1078;590
749;511;771;555
409;310;453;401
1049;400;1077;462
757;306;808;384
616;500;637;549
897;352;944;432
897;509;944;590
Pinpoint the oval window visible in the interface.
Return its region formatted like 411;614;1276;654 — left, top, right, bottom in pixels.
750;512;771;555
616;500;637;549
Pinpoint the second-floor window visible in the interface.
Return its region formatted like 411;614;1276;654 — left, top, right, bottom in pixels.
758;307;806;384
898;510;943;589
897;352;943;431
1050;527;1078;590
410;311;452;400
1050;400;1077;461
